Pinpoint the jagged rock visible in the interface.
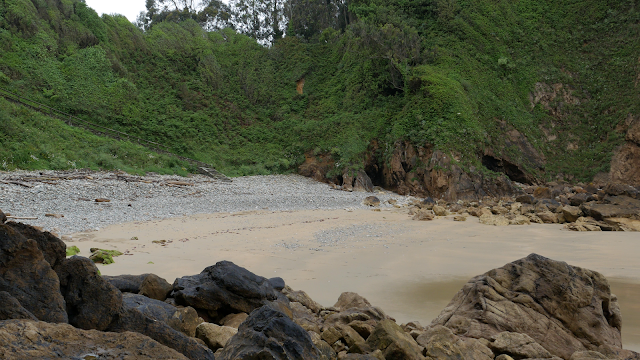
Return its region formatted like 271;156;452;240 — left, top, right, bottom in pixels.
433;205;448;216
569;350;611;359
416;325;493;360
353;170;374;192
430;254;633;359
220;312;249;328
283;286;323;313
479;213;510;226
217;305;324;359
334;292;371;311
0;291;37;320
0;225;67;323
57;256;122;330
488;332;553;359
0;319;188;359
196;323;238;351
581;203;639;221
603;183;639;199
562;205;583;222
123;293;202;337
107;307;215;359
291;301;322;333
570;193;594;206
366;319;425;360
104;273;173;301
309;331;337;360
525;213;544;224
492;205;509;215
4;221;67;269
172;261;284;318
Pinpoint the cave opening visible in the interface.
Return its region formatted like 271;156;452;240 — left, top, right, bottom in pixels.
364;162;385;188
481;155;531;184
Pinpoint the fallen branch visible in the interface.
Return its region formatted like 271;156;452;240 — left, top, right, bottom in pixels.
6;216;38;220
0;180;33;188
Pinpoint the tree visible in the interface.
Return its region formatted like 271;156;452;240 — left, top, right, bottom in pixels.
229;0;285;45
285;0;349;40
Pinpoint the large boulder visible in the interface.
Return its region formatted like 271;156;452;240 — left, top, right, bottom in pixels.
430;254;638;359
172;261;284;318
0;291;37;321
122;293;202;337
0;319;188;359
107;307;215;360
104;273;173;300
0;224;67;323
217;304;324;359
4;221;67;269
56;256;123;330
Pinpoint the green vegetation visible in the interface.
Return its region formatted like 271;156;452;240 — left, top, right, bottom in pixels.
66;245;80;256
89;248;123;265
0;0;637;181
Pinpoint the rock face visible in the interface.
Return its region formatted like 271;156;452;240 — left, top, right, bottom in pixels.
0;319;188;359
0;291;37;321
56;256;123;331
415;325;493;360
366;319;425;360
0;224;68;323
430;253;632;359
217;305;324;360
172;261;284;319
611;118;640;186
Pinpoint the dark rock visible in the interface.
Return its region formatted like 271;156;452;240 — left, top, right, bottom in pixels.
538;198;562;212
217;305;324;359
0;209;6;224
140;274;174;300
581;203;639;221
104;273;173;300
430;254;628;359
0;319;188;359
122;293;202;337
172;261;283;318
0;291;37;320
56;256;122;330
570;193;596;206
108;307;215;360
269;277;286;291
5;221;66;269
353;170;374;192
103;273;149;293
0;225;67;323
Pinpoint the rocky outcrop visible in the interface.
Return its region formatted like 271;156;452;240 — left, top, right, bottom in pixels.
0;319;188;359
172;260;285;320
611;116;640;186
0;224;68;323
429;253;635;359
4;221;67;269
217;305;324;359
366;319;425;359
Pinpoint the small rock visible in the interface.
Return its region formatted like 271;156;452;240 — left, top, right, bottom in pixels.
45;213;64;218
220;313;248;329
516;195;535;204
479;214;509;226
412;210;434;221
196;323;238;351
363;196;381;207
533;187;552;199
453;215;466;222
95;198;111;202
432;205;447;216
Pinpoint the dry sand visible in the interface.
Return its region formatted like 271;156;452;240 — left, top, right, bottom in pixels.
67;208;640;351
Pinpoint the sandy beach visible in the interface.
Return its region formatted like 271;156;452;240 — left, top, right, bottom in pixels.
66;208;640;351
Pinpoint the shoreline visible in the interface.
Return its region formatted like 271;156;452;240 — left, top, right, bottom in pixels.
66;208;640;351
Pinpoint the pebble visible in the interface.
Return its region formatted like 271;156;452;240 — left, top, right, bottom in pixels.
0;170;411;234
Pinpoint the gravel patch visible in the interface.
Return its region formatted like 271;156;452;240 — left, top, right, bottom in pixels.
0;170;411;234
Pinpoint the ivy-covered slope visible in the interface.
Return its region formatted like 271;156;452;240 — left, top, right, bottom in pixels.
0;0;638;182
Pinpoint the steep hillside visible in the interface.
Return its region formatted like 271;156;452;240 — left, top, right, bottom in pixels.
0;0;638;191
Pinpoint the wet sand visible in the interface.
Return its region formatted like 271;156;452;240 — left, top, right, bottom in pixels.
67;208;640;351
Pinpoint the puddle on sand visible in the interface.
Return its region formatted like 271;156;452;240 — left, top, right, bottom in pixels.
374;277;640;352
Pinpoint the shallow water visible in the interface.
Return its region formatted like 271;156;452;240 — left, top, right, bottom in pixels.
374;277;640;352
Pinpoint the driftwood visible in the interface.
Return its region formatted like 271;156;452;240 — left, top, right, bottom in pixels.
0;181;33;188
6;216;38;220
